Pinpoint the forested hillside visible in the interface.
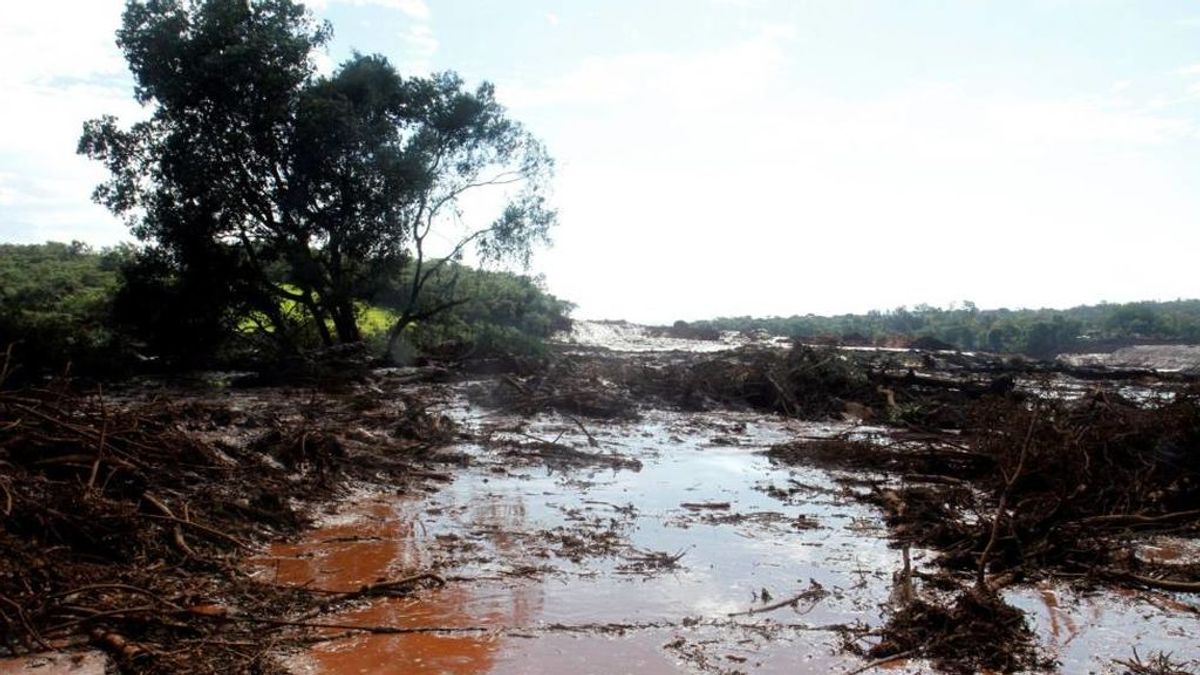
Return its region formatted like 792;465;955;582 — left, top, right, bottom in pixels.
687;300;1200;357
0;242;571;378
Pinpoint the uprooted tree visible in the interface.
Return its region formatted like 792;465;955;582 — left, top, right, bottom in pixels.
80;0;555;360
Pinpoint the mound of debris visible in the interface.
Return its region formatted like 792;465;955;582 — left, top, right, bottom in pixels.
471;355;640;420
865;589;1050;675
0;379;455;673
765;366;1200;673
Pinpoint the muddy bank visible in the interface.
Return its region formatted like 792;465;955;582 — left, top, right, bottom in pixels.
260;365;1198;674
0;370;461;673
1060;344;1200;373
253;407;900;674
265;341;1197;673
3;340;1199;674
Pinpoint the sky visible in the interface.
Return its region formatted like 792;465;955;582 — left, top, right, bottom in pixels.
3;0;1200;323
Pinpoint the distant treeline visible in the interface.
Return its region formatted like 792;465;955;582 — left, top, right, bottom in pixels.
0;241;130;376
0;241;572;378
685;300;1200;357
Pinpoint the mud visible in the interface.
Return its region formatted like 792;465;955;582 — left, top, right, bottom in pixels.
0;371;461;673
1061;345;1200;373
258;382;1198;673
555;320;786;354
255;406;899;674
4;330;1199;673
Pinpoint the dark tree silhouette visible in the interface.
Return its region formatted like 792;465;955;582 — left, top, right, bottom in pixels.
81;0;555;358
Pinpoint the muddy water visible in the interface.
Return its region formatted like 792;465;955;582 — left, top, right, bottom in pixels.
253;398;1199;674
553;320;788;353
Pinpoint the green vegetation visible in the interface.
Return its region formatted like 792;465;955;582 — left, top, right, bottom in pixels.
382;262;574;360
687;300;1200;357
0;242;132;377
0;242;571;377
80;0;555;361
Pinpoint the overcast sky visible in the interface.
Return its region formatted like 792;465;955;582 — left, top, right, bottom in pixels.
3;0;1200;322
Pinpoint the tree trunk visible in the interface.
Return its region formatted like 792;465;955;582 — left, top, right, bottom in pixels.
300;293;334;347
384;312;413;362
330;299;361;344
249;285;300;355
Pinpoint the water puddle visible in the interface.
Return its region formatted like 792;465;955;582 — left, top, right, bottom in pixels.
553;320;788;353
1008;583;1199;669
251;404;911;673
250;398;1199;673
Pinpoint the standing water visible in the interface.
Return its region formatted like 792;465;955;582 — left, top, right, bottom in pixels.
251;324;1200;674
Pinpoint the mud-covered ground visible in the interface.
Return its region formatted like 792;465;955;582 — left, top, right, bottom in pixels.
2;328;1199;674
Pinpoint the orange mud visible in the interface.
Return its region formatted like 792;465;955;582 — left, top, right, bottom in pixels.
250;405;1199;674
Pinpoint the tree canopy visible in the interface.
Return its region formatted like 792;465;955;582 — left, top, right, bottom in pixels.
0;242;132;378
80;0;555;358
687;300;1200;357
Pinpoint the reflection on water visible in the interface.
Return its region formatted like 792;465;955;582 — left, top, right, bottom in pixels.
264;499;425;592
1008;583;1199;669
252;405;1199;674
254;494;548;674
251;409;903;674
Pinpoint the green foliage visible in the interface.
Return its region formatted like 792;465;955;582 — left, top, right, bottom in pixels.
81;0;555;357
0;242;570;374
0;242;132;377
690;300;1200;358
113;246;269;368
374;261;573;360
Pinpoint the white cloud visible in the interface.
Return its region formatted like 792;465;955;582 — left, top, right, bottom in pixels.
398;24;439;74
504;30;1191;156
307;0;437;74
4;2;1199;317
0;1;127;87
308;0;430;20
502;25;793;109
499;32;1200;321
375;0;430;20
0;0;444;245
311;49;336;76
546;12;560;26
0;174;18;208
0;1;135;244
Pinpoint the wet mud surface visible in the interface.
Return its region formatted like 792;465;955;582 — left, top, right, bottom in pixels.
254;406;891;673
253;393;1199;674
4;329;1198;673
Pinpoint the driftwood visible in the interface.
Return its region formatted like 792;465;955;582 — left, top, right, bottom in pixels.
727;580;827;617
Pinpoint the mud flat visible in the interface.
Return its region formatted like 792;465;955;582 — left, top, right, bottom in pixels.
1060;344;1200;373
257;395;1199;674
3;336;1198;673
255;406;900;674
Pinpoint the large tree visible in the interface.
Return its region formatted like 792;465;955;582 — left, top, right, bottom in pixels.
81;0;555;358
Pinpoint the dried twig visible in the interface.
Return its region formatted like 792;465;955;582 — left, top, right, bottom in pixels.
976;407;1038;590
846;648;918;675
140;513;249;550
728;580;827;617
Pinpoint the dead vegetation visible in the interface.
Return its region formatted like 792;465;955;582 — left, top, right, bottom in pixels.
476;343;875;421
4;337;1198;673
472;360;640;420
765;359;1200;672
858;588;1050;675
768;379;1200;580
1117;649;1198;675
0;376;458;673
486;342;1199;655
648;345;870;417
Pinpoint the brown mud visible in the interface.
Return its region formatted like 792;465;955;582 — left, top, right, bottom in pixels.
0;369;461;673
3;336;1199;673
